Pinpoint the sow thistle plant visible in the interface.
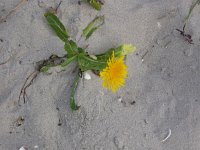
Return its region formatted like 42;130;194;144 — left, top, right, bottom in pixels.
42;12;136;110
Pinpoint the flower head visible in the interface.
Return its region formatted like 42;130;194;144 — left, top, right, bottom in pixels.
100;51;128;92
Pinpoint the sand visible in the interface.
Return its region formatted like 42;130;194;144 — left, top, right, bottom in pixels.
0;0;200;149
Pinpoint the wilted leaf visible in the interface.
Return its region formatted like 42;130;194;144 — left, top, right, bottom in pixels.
83;16;104;40
116;44;136;56
86;0;103;10
40;64;53;72
38;54;66;72
44;12;69;42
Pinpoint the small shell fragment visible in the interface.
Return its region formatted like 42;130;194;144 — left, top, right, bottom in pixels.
19;147;28;150
161;129;171;142
117;97;122;102
157;22;161;29
84;72;91;80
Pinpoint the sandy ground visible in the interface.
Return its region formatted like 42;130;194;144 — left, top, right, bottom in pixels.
0;0;200;149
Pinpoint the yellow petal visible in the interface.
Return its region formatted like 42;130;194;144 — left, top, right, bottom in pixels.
100;51;128;92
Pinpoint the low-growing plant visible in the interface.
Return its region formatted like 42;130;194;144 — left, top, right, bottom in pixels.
43;12;136;110
19;12;136;111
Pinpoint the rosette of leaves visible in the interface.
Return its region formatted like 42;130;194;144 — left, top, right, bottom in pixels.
43;12;136;111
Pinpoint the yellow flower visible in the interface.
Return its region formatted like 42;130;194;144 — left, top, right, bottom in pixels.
100;51;128;93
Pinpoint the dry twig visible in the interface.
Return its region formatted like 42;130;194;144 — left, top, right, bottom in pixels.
176;25;193;44
18;70;39;105
0;0;27;23
0;57;11;65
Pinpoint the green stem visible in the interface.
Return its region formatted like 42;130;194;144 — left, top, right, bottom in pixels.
185;0;200;24
70;72;81;111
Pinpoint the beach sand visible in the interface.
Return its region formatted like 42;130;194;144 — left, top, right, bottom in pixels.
0;0;200;149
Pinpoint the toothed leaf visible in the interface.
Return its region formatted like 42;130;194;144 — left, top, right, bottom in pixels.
83;16;104;40
45;12;69;42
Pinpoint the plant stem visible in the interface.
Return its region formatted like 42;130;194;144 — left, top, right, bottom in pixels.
185;0;200;24
70;72;81;111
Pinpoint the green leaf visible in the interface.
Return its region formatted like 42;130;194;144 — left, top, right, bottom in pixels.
87;0;102;10
78;47;86;54
64;41;75;56
96;48;114;62
64;40;79;57
44;12;69;42
83;16;104;40
69;40;78;52
78;54;106;71
70;73;80;111
61;55;78;67
95;44;136;63
85;27;98;39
